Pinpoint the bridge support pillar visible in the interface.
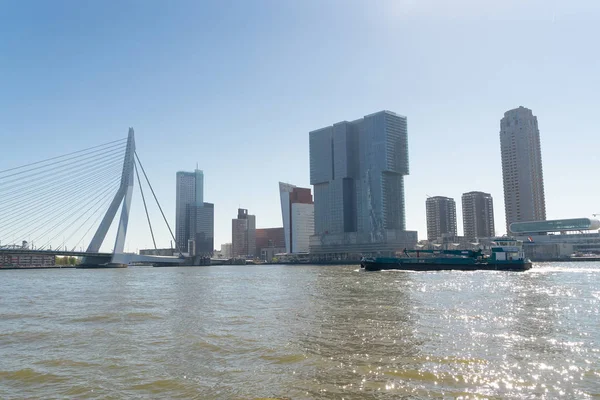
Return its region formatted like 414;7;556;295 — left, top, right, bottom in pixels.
82;128;136;267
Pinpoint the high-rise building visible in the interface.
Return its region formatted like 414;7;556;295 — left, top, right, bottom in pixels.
426;196;457;242
279;182;314;253
500;106;546;233
175;172;195;249
232;208;256;257
175;169;214;255
462;191;495;240
309;110;417;256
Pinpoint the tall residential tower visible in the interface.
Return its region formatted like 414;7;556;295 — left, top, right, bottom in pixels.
500;106;546;232
462;191;495;240
426;196;457;242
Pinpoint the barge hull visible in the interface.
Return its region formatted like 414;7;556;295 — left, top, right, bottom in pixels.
361;261;532;272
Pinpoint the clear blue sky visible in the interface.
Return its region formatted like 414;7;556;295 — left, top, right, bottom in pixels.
1;0;599;252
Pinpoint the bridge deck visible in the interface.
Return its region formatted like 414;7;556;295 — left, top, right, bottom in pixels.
1;249;186;266
0;249;111;257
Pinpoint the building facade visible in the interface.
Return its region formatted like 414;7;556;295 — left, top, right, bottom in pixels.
500;106;546;233
291;203;314;253
0;253;55;268
261;247;287;263
175;171;195;250
255;227;285;257
426;196;457;242
232;208;256;258
175;169;214;255
279;182;314;253
309;110;417;257
509;218;600;260
461;191;495;240
219;243;232;259
139;248;176;256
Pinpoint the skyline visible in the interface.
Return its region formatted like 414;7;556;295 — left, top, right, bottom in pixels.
2;1;600;251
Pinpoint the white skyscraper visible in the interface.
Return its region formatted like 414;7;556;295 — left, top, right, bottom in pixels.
500;106;546;233
279;182;314;253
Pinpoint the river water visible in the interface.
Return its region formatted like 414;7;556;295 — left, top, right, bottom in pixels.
1;263;599;399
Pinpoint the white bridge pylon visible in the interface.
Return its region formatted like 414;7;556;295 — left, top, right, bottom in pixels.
85;128;184;266
85;128;135;261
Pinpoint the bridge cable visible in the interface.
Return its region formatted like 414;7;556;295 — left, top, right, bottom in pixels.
56;180;119;251
35;178;120;250
66;193;115;252
70;194;116;252
0;145;126;187
28;177;120;249
134;152;183;257
0;150;124;196
5;174;120;248
38;180;120;251
0;160;122;216
0;138;126;176
0;172;121;244
0;166;122;234
134;161;157;250
0;137;127;251
0;170;119;242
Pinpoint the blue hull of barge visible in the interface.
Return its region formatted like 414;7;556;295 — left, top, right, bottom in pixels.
361;257;531;272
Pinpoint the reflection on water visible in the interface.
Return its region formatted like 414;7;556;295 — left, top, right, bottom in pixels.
0;263;599;399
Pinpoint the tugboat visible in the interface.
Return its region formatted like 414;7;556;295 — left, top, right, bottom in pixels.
360;238;532;272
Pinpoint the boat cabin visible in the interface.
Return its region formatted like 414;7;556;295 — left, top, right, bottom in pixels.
489;238;526;261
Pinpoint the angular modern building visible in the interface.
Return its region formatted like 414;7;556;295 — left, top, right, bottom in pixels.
232;208;256;258
309;110;417;257
500;106;546;233
175;169;214;255
462;191;495;240
426;196;457;242
279;182;314;254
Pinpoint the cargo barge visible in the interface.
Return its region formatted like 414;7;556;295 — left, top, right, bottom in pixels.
361;238;532;272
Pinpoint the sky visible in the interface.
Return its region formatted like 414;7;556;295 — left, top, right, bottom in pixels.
1;0;600;252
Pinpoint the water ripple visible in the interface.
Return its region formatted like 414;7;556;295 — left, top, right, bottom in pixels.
0;263;599;398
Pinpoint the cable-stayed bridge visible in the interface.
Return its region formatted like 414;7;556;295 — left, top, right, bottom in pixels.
0;129;185;267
